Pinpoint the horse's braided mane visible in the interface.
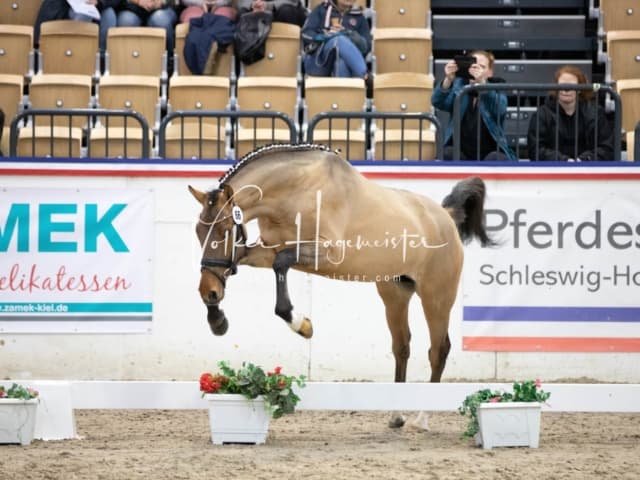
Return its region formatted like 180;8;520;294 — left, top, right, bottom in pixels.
218;143;333;185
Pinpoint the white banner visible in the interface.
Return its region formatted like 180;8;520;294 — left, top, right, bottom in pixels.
462;179;640;352
0;188;154;333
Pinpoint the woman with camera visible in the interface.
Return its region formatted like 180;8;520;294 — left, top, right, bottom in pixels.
431;50;516;161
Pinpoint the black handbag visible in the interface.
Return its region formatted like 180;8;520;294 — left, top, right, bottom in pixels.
234;11;273;65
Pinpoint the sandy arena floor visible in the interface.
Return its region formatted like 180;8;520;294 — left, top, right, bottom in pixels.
2;410;639;480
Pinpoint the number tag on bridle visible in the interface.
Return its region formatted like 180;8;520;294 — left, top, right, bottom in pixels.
232;206;244;224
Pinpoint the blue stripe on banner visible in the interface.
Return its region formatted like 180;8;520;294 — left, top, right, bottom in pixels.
463;306;640;323
0;303;152;313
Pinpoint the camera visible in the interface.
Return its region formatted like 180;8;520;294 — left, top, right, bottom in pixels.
454;55;476;80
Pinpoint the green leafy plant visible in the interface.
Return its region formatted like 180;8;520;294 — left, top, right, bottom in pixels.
0;383;39;400
199;361;306;419
459;379;551;438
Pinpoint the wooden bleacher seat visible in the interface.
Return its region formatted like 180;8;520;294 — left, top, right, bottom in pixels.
372;28;432;75
371;72;436;160
0;24;34;80
17;126;83;158
373;129;436;161
90;75;160;158
235;76;300;158
0;73;24;155
600;0;638;32
163;76;232;159
303;76;368;160
106;27;167;78
615;79;640;134
28;74;93;128
372;0;430;29
38;21;100;78
241;22;301;78
0;0;41;27
627;130;636;161
606;30;640;81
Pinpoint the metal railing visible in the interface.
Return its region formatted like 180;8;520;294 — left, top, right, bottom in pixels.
157;110;297;160
306;111;443;161
451;83;622;161
635;121;640;162
9;108;150;158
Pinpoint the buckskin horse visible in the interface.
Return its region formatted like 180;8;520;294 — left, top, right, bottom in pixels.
189;143;493;428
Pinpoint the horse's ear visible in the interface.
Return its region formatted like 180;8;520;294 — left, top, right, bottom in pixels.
188;185;207;205
222;183;234;200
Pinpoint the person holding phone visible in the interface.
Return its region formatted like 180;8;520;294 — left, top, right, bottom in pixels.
431;50;515;161
302;0;371;80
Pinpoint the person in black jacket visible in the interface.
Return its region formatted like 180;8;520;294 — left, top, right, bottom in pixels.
34;0;123;51
527;65;614;161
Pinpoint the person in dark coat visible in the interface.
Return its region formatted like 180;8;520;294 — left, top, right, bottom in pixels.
301;0;371;80
527;65;614;161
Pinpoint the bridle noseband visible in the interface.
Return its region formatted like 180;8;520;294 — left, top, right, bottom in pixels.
199;207;246;288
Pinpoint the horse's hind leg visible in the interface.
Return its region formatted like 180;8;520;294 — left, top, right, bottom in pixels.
376;278;415;428
416;282;455;383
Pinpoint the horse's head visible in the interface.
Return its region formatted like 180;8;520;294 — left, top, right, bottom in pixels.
189;184;245;335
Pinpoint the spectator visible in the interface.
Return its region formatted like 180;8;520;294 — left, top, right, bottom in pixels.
527;65;614;161
178;0;237;24
237;0;307;28
431;50;515;161
302;0;371;81
183;0;237;74
69;1;122;51
34;0;122;50
117;0;178;51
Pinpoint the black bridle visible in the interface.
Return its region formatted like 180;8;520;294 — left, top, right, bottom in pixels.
199;209;247;288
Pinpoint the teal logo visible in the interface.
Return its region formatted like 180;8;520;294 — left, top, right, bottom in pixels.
0;203;129;252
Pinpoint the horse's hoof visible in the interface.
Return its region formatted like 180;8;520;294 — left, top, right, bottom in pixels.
388;414;406;429
297;317;313;339
407;412;430;431
207;308;228;336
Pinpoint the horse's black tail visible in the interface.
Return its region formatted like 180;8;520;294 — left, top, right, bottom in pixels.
442;176;495;247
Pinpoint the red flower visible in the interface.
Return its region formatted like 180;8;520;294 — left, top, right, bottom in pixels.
274;366;282;375
489;396;501;403
535;378;542;388
277;379;286;388
0;390;4;398
200;373;217;393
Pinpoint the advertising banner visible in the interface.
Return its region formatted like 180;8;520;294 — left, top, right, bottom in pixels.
0;188;154;333
462;179;640;352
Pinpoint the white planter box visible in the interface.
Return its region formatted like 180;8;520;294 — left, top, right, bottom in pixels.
205;394;270;445
476;402;541;450
0;399;39;445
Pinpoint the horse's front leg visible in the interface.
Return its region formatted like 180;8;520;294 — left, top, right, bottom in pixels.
273;248;313;339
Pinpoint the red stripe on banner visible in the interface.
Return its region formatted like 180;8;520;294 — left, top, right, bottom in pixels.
0;168;227;177
462;336;640;352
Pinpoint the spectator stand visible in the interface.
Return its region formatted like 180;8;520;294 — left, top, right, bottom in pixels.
450;82;622;161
